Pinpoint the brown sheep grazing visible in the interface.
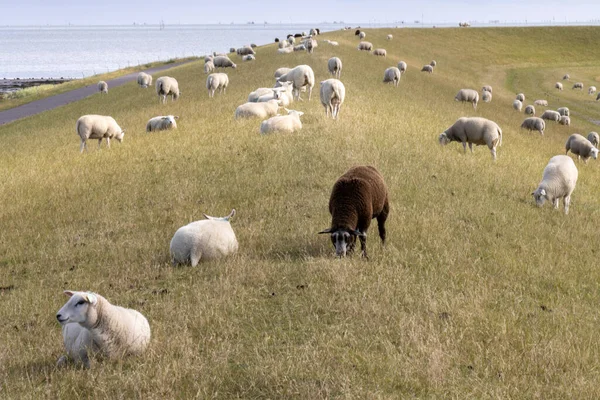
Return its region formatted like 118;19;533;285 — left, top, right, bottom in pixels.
319;166;389;258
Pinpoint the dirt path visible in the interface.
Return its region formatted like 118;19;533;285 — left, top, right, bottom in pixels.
0;60;194;126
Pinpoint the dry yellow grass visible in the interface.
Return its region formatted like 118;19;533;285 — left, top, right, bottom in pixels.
1;26;600;398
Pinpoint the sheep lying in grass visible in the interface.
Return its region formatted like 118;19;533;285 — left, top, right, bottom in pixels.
532;155;578;214
513;99;523;111
387;34;393;40
278;47;294;54
383;67;401;87
521;117;545;135
439;117;502;160
318;165;389;259
516;93;525;102
235;99;280;119
242;55;255;62
236;46;255;56
76;115;124;153
482;90;492;103
320;79;346;119
398;61;407;74
156;76;180;104
559;116;571;126
525;105;535;115
566;134;599;163
482;85;492;93
557;107;570;116
213;55;237;69
293;44;306;52
357;41;373;51
541;110;561;123
97;81;108;94
421;65;433;73
204;60;214;74
455;89;479;109
555;82;563;90
170;209;238;266
324;40;339;46
589;86;597;95
56;291;151;368
534;99;548;106
136;72;152;88
206;73;229;98
373;48;387;57
572;82;583;90
146;115;178;132
587;132;600;147
260;109;304;134
328;57;342;79
276;65;315;101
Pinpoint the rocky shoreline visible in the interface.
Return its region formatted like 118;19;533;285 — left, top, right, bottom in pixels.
0;78;73;93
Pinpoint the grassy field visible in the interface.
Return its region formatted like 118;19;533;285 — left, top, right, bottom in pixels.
1;26;600;398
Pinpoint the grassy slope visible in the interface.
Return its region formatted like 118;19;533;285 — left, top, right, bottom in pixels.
1;26;600;398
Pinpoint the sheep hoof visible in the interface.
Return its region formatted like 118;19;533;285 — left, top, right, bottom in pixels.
56;356;68;368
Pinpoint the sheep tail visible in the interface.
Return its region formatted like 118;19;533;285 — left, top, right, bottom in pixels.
497;127;503;147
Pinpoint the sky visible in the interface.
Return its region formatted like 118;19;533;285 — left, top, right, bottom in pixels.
3;0;600;26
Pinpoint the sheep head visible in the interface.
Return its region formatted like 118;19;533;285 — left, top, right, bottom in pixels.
531;188;548;207
591;148;599;160
319;228;366;257
56;291;99;326
438;132;451;146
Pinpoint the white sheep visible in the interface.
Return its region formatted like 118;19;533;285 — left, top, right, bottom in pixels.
482;90;492;103
97;81;108;94
325;40;339;46
421;65;433;73
373;48;387;57
516;93;525;102
242;54;255;61
146;115;178;132
206;73;229;98
541;110;561;123
524;105;535;115
136;72;152;88
278;47;294;54
56;291;151;368
155;76;180;104
513;99;523;112
276;65;315;101
387;34;393;40
305;39;317;54
534;99;548;106
76;115;124;153
532;155;578;214
455;89;479;109
236;46;255;56
587;132;600;147
572;82;583;90
235;99;280;119
293;44;306;52
555;82;563;90
274;67;291;79
170;209;238;266
260;109;304;134
397;61;407;74
589;86;597;95
357;41;373;51
430;60;437;67
557;107;570;116
248;82;293;106
320;79;346;119
482;85;493;93
566;134;599;163
383;67;401;87
439;117;502;160
213;55;237;69
563;74;570;80
520;117;545;135
204;60;215;74
328;57;342;79
359;31;366;39
559;116;570;126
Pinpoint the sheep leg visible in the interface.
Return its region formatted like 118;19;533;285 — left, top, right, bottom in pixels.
462;142;467;153
324;105;329;118
564;195;571;214
80;140;86;153
553;198;560;209
308;87;312;101
359;235;368;259
56;355;68;367
97;138;102;149
190;248;202;267
468;143;473;153
377;202;390;244
490;147;497;161
106;137;110;148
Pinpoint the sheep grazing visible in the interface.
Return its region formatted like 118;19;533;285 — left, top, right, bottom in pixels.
560;116;571;126
563;74;570;80
242;54;255;61
97;81;108;94
146;115;178;132
482;90;492;103
136;72;152;88
260;109;304;134
383;67;401;87
482;85;493;93
318;165;389;259
555;82;563;90
430;60;437;67
513;99;523;112
421;65;433;73
439;117;503;160
328;57;342;79
357;41;373;51
213;55;237;69
524;105;535;115
155;76;180;104
276;65;315;101
557;107;570;116
397;61;407;74
373;48;387;57
387;34;393;40
541;110;561;123
320;79;346;119
359;31;366;39
236;46;255;56
76;115;124;153
572;82;584;90
204;60;215;74
516;93;525;102
206;73;229;98
534;99;548;106
566;133;599;163
235;99;280;119
455;89;479;109
170;209;238;266
587;132;600;147
532;155;578;214
56;291;151;368
521;117;545;135
589;86;597;95
274;67;291;79
204;55;213;64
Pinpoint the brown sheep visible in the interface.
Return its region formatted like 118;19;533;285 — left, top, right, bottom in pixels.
319;166;389;258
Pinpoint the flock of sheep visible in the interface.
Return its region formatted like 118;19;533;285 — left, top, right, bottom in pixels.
61;26;598;369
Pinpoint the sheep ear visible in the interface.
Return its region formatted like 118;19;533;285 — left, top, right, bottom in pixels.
540;189;546;196
531;191;535;196
226;209;236;220
318;228;333;234
353;230;367;238
122;130;126;134
202;213;213;220
85;292;98;304
174;116;179;119
64;290;75;297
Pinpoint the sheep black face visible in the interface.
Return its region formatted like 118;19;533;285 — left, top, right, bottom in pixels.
319;228;365;257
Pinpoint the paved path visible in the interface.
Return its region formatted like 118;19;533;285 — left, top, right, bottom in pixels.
0;60;194;126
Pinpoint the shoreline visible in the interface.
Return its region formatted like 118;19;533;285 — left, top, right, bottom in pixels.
1;78;74;93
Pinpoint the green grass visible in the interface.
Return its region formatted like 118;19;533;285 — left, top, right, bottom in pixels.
1;26;600;398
